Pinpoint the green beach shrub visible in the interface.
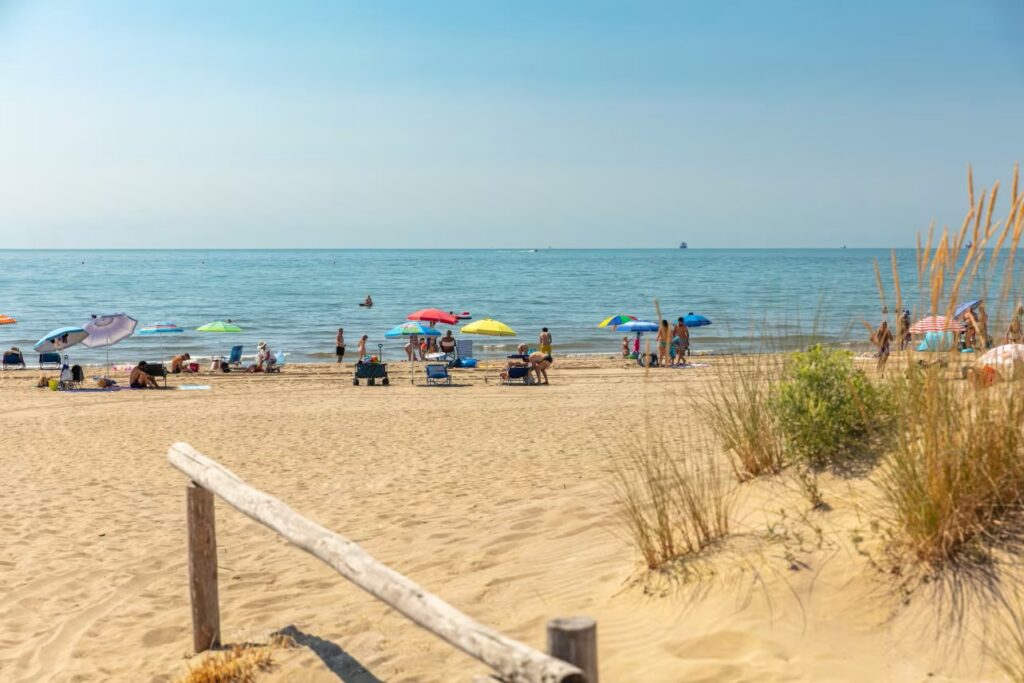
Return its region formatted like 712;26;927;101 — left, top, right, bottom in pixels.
773;345;892;471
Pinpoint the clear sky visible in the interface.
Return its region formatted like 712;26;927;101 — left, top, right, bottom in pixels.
0;1;1021;248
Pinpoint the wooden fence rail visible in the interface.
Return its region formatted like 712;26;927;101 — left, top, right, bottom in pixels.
168;442;597;683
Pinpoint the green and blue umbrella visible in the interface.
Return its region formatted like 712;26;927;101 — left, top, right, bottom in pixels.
197;321;242;333
598;314;636;328
385;322;441;338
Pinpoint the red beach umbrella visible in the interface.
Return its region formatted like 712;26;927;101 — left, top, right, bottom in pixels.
909;315;965;334
407;308;458;325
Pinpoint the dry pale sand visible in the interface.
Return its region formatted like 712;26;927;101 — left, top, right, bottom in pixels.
0;357;1015;682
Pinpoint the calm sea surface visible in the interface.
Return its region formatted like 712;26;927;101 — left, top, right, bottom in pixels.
0;249;1020;364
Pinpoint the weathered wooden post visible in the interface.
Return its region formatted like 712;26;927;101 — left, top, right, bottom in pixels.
547;616;597;683
187;482;221;652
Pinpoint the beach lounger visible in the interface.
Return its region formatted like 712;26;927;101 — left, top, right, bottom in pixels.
39;352;62;370
503;365;532;385
2;352;25;370
425;364;451;385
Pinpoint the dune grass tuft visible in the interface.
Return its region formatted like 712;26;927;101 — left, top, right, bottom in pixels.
613;422;734;570
178;634;296;683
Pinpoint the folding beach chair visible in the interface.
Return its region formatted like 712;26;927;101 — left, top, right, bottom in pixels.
39;352;61;370
425;364;451;385
2;352;25;370
454;339;474;366
226;345;243;366
502;365;532;385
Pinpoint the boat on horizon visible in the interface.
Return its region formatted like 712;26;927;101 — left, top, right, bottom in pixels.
679;241;688;249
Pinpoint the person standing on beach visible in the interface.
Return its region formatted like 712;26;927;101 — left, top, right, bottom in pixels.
539;328;552;355
896;309;911;351
672;317;689;366
872;320;893;374
357;334;368;361
405;334;419;361
335;328;345;363
976;301;990;349
656;320;670;367
1005;304;1024;344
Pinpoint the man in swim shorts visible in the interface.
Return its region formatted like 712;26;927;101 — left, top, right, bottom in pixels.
335;328;345;363
539;327;552;355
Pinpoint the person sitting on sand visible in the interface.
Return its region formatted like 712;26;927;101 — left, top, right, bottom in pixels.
253;340;276;372
621;337;630;357
130;361;160;389
425;336;438;355
170;353;192;374
528;350;553;385
439;330;456;356
357;334;368;361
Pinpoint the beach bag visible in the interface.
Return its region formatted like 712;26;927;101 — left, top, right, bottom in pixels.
220;361;231;372
72;365;84;382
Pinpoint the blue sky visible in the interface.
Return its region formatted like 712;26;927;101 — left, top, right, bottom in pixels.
0;1;1021;248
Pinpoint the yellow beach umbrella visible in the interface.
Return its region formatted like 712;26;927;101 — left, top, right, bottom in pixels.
460;318;516;337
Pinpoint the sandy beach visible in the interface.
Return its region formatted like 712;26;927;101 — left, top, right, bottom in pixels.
0;356;1010;682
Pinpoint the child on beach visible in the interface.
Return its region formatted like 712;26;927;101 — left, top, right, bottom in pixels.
357;335;368;360
621;337;629;357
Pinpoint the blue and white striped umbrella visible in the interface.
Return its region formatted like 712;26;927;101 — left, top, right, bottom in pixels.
137;321;185;336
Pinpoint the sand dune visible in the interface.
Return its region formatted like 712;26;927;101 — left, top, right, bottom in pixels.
0;358;1013;681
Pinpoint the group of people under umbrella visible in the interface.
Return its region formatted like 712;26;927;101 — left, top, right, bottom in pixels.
600;312;711;367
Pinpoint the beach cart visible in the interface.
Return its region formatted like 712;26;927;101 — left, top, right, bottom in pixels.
353;345;389;386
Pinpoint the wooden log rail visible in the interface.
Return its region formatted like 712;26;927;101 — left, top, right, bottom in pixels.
168;442;597;683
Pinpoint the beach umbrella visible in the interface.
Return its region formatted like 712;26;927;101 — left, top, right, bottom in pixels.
34;326;88;353
137;321;185;336
977;344;1024;369
137;322;185;363
910;315;964;334
460;318;516;336
682;313;712;327
617;320;660;333
82;313;138;349
0;315;16;325
598;314;636;328
407;308;458;326
384;322;441;338
82;313;138;377
954;299;982;319
196;321;242;333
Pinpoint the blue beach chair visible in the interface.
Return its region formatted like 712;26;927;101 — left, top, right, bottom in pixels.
39;352;61;370
425;364;451;385
226;345;243;366
502;365;531;385
2;352;25;370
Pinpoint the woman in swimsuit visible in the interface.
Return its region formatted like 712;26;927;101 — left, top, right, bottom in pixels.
656;320;670;367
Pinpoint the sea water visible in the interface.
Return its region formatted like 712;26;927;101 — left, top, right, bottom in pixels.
0;249;1019;364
